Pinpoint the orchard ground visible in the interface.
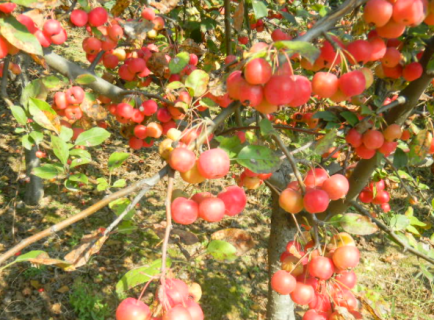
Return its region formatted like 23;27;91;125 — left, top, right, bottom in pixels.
0;113;434;320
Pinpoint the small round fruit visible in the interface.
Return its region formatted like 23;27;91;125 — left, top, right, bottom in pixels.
198;197;226;222
335;270;357;289
271;270;296;295
363;129;384;149
279;188;304;214
168;148;196;173
116;298;150;320
338;71;366;97
312;72;338;98
303;189;330;214
304;168;328;188
244;58;272;85
383;124;402;141
308;256;335;280
88;7;108;27
346;128;363;147
180;161;206;184
197;148;230;179
321;174;350;200
171;197;199;225
217;186;247;216
332;246;360;270
290;282;315;305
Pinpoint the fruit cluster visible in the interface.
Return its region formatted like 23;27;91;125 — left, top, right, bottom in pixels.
346;123;402;159
359;179;391;212
279;168;350;215
52;86;86;121
166;146;247;224
116;278;204;320
272;234;362;320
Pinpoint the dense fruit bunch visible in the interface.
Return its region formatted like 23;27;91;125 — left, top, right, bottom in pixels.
279;168;350;214
346;123;402;160
116;278;204;320
272;234;362;319
358;179;392;212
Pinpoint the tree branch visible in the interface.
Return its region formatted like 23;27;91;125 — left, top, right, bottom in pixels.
1;56;13;108
88;50;105;73
297;0;368;43
218;124;321;136
351;201;434;265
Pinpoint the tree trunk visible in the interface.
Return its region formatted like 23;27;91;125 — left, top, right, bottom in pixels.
266;191;297;320
24;146;43;205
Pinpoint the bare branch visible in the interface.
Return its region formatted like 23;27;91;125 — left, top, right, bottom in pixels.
224;0;232;56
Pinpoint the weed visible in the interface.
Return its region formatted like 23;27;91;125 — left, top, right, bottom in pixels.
69;279;111;320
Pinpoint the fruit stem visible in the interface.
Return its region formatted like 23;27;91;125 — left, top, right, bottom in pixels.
160;169;175;287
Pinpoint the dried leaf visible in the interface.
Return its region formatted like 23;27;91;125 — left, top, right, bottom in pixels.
81;102;108;121
121;20;154;41
111;0;131;17
211;228;255;256
179;39;205;56
172;229;199;245
150;0;180;14
26;252;72;270
63;230;108;270
147;52;169;77
233;1;244;32
29;54;48;69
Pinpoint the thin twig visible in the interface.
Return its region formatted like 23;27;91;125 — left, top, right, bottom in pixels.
160;169;175;286
351;201;434;265
119;90;175;106
271;132;306;194
1;56;13;108
88;50;105;73
376;96;407;114
383;156;415;198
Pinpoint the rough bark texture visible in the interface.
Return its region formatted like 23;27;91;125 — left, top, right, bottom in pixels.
24;146;43;205
267;192;297;320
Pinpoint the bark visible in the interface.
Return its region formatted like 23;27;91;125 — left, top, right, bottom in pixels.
267;192;297;320
24;146;44;205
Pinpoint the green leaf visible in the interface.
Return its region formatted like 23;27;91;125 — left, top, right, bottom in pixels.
408;130;432;165
0;250;48;272
273;41;320;64
21;134;33;150
312;111;339;122
109;198;135;220
69;148;92;159
420;264;434;282
0;16;42;55
185;70;209;97
10;105;28;125
21;79;47;107
166;81;185;90
28;98;58;133
70;157;91;168
280;11;297;25
259;118;274;136
118;220;136;234
116;259;170;296
199;97;219;110
11;0;56;8
59;126;74;142
42;75;64;90
341;111;359;126
75;74;96;85
406;225;421;236
51;135;69;166
207;240;237;261
29;131;43;145
340;213;379;235
252;0;268;19
408;215;427;228
113;179;127;188
236;145;281;174
96;178;109;191
393;148;408;169
65;173;88;191
32;164;64;179
215;136;243;159
75;128;111;147
169;52;190;74
108;152;130;171
314;129;337;156
390;214;410;231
